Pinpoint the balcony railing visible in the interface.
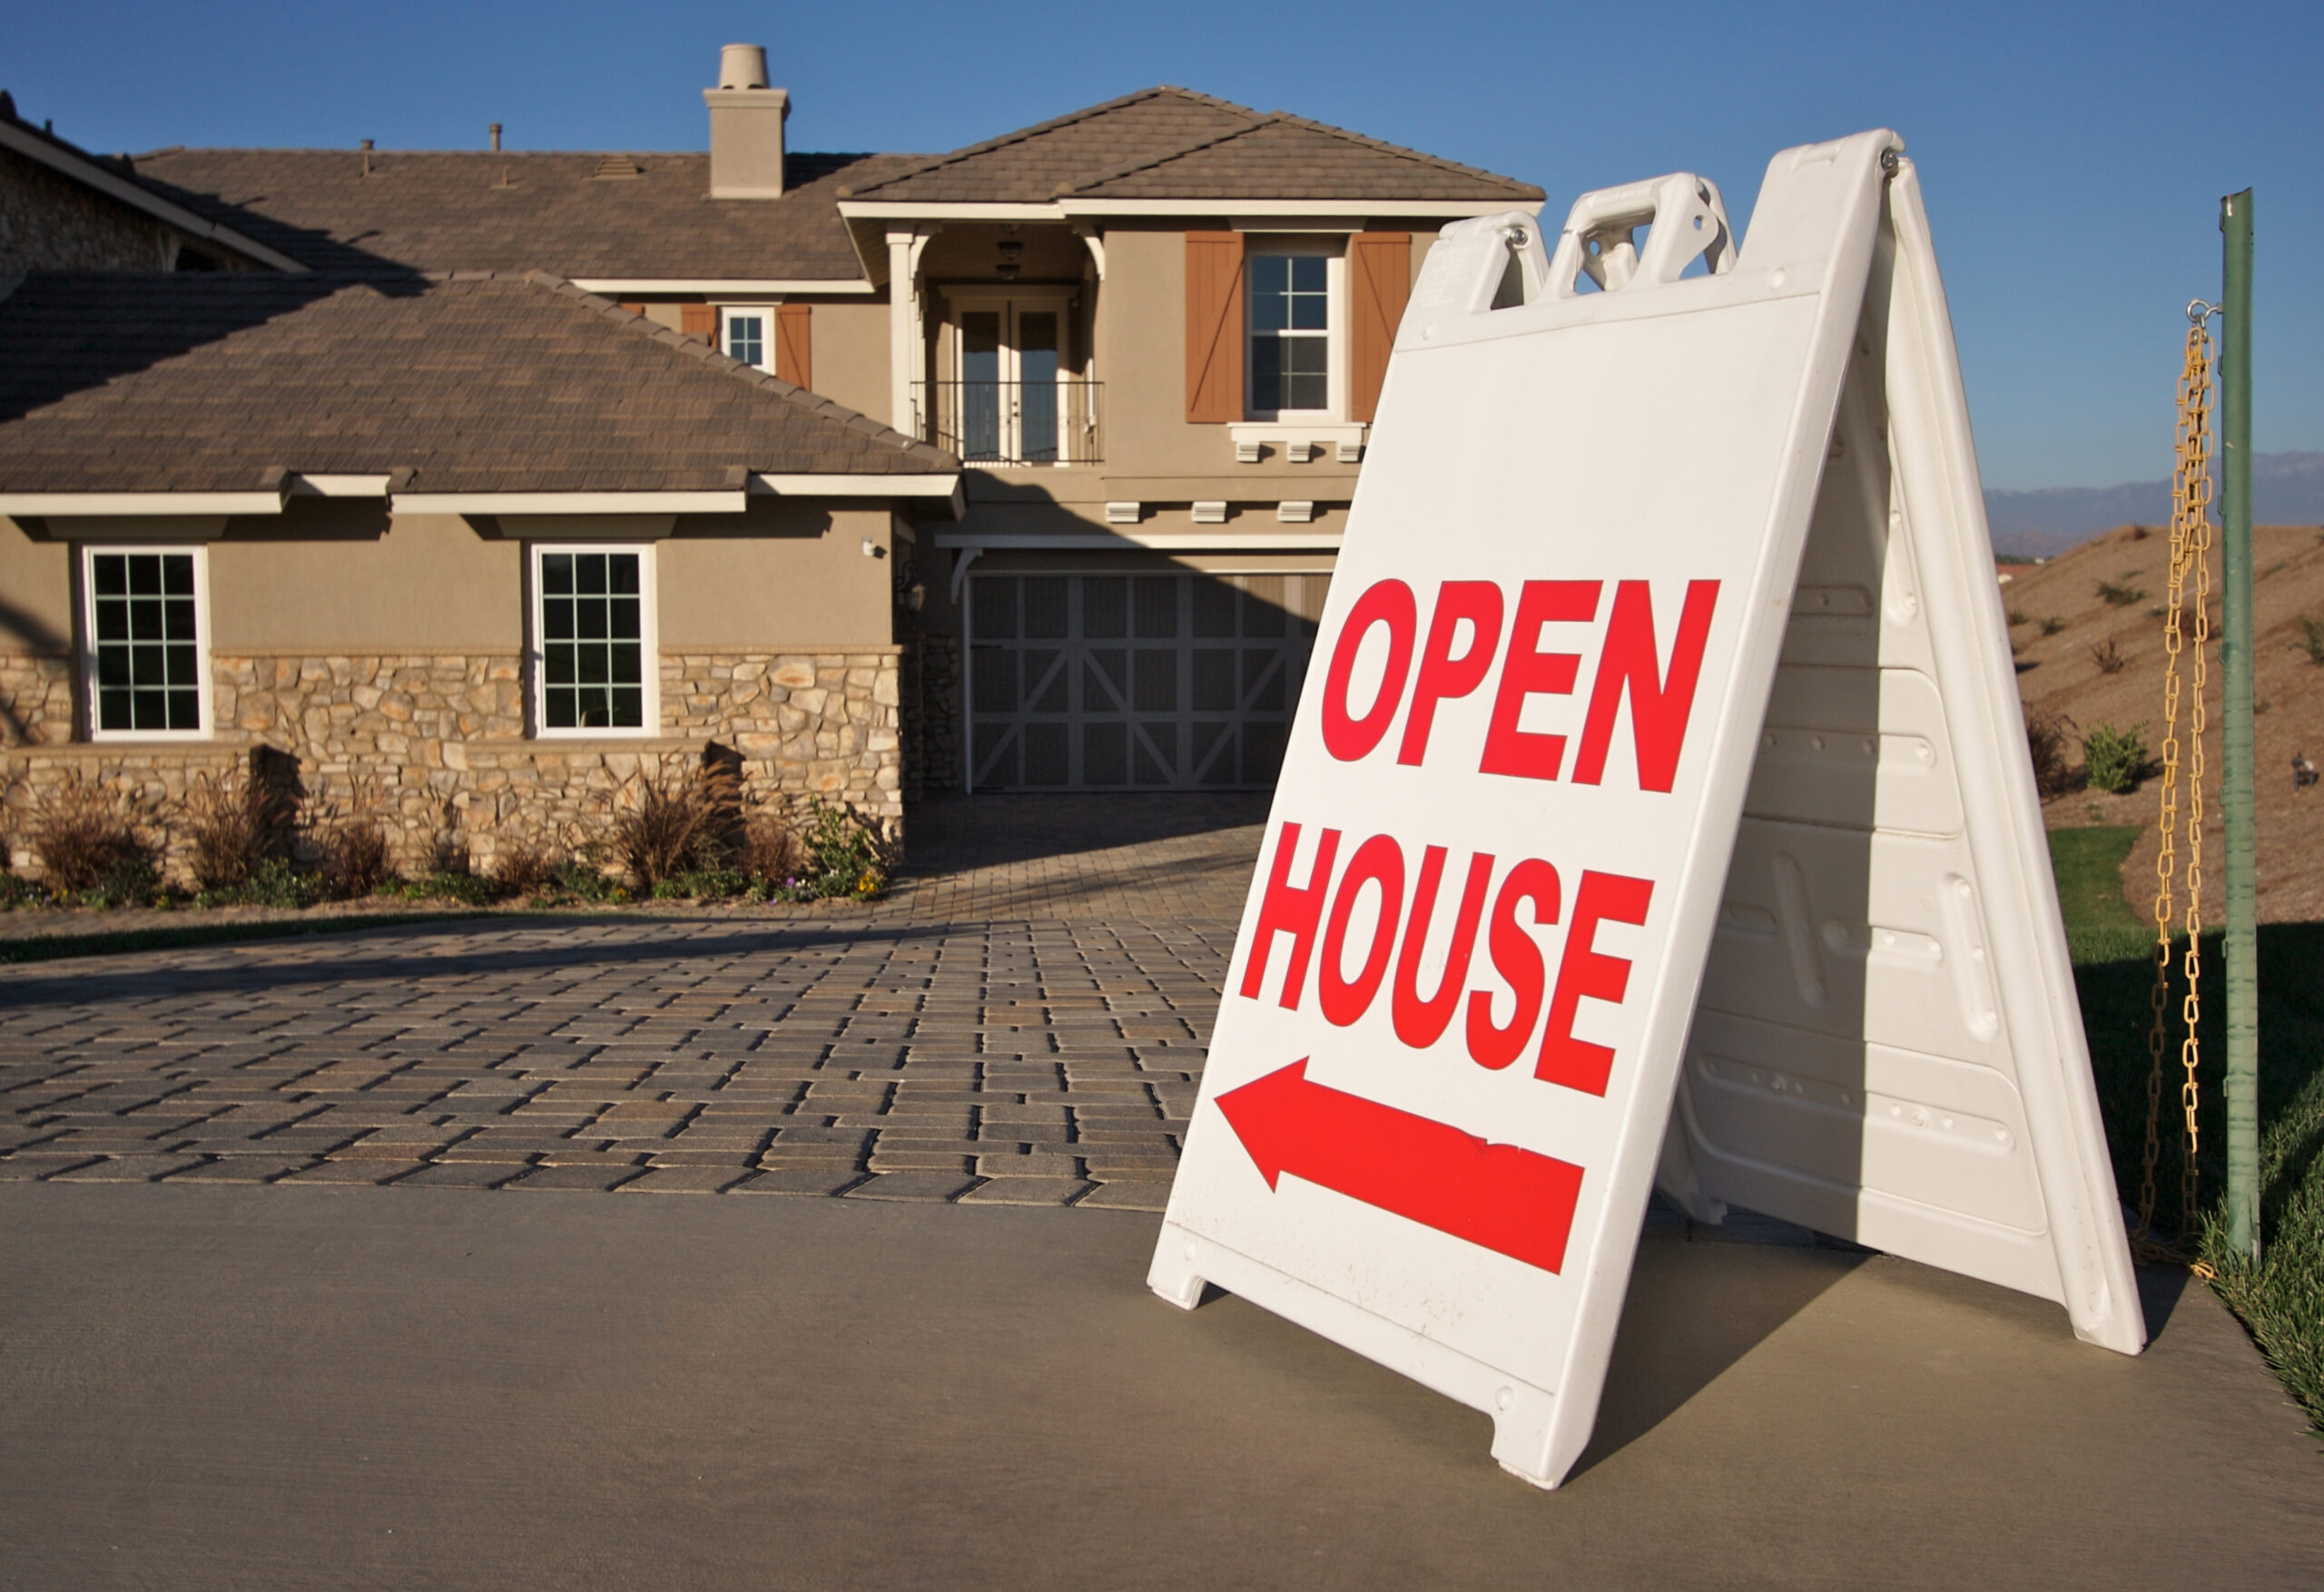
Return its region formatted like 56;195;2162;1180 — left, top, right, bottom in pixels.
913;379;1102;466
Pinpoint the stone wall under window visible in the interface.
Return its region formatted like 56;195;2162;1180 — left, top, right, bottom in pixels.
0;648;902;885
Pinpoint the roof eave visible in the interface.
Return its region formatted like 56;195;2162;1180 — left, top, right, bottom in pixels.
568;278;875;296
0;489;289;516
0;478;961;520
838;198;1541;222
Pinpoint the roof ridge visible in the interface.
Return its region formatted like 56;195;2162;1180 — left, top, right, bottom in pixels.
1256;110;1541;192
525;271;956;470
1069;108;1541;198
141;146;714;160
1052;112;1281;197
839;85;1258;198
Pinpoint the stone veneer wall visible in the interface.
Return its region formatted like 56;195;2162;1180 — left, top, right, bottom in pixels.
0;648;901;884
0;653;72;747
911;632;963;794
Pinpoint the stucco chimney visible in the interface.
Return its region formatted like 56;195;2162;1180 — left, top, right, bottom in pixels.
704;43;787;199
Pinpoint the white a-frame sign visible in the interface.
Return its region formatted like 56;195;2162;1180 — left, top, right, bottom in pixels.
1150;129;2145;1490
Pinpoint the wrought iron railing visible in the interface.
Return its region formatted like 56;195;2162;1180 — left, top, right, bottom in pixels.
912;379;1102;466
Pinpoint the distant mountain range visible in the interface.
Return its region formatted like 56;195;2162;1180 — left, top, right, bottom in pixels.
1984;451;2324;557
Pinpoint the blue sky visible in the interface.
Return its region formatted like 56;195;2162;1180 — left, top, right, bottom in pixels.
7;0;2317;490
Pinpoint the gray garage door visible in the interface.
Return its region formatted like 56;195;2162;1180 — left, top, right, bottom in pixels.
968;572;1328;791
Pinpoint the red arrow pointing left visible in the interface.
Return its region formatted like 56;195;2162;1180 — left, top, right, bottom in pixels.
1216;1060;1585;1274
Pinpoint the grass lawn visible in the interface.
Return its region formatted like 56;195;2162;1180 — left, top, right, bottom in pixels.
2053;825;2324;1431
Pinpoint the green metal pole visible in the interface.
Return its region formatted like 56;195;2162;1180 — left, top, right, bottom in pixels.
2220;188;2260;1263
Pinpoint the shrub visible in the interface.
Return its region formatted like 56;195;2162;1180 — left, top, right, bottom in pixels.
2041;615;2067;637
2089;637;2128;675
610;759;716;889
312;780;396;899
391;870;495;907
736;810;804;887
2026;710;2079;799
25;773;153;896
795;799;890;899
490;840;562;897
549;855;627;903
2094;578;2146;607
2299;616;2324;667
183;769;287;891
320;814;394;899
2082;722;2149;794
199;855;321;910
77;852;162;909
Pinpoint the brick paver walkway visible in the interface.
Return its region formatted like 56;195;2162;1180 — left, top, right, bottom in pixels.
0;795;1270;1208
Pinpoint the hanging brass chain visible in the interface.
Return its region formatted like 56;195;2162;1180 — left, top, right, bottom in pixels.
2178;319;2213;1232
2139;315;2213;1252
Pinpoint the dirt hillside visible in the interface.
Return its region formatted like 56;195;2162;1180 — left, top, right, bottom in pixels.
2003;523;2324;924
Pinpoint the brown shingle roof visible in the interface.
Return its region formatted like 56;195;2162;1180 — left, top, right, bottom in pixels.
842;86;1540;205
1066;115;1542;202
0;271;953;494
841;88;1256;203
126;149;916;279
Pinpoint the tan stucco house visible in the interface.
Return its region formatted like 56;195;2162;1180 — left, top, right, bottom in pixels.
0;47;1541;869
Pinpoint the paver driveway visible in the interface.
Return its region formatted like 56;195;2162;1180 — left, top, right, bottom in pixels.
0;794;1268;1208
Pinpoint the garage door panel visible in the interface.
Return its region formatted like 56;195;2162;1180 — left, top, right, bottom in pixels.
1193;579;1237;636
1083;650;1127;712
974;723;1019;788
1135;578;1179;637
1193;649;1236;711
1084;577;1128;636
1133;722;1177;784
971;648;1016;712
1134;650;1177;712
1026;650;1068;712
1023;722;1068;786
1243;648;1285;710
1246;720;1288;784
969;572;1323;791
1083;722;1129;785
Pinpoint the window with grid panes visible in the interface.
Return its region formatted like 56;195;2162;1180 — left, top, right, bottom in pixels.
1248;253;1331;414
86;549;202;733
724;310;767;369
537;549;647;730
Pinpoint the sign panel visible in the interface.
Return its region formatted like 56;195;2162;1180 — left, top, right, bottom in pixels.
1151;130;2143;1490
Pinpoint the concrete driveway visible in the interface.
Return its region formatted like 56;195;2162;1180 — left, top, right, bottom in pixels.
2;1182;2317;1591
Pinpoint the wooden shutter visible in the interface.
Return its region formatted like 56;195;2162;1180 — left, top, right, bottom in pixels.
618;300;646;318
775;302;812;389
1350;231;1411;423
1185;231;1246;423
680;302;717;339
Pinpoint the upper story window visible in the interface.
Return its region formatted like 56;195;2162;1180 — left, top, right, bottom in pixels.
722;306;772;370
84;546;209;738
533;545;656;735
1246;241;1346;419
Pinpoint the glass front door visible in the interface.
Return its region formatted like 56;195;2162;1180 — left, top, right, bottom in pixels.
957;301;1063;464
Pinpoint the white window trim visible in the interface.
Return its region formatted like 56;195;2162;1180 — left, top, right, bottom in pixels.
719;304;776;371
1245;238;1348;423
80;543;213;742
528;543;661;739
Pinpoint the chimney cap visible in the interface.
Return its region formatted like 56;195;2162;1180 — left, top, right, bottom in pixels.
716;43;769;90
